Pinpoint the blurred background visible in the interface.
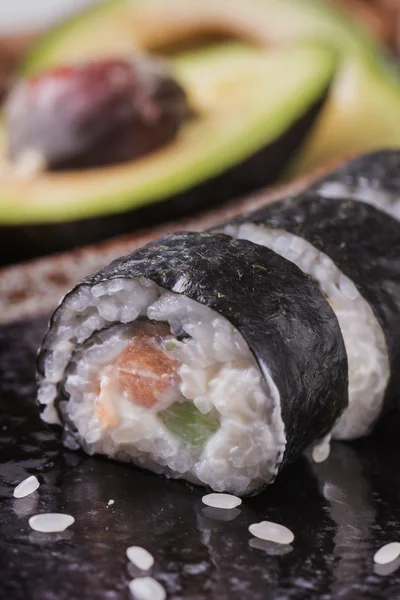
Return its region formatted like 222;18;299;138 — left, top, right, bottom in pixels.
1;0;400;266
1;1;398;48
0;1;98;32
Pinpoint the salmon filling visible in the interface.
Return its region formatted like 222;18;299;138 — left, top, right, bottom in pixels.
93;320;220;447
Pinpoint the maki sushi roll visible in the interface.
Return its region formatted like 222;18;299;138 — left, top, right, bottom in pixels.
312;149;400;221
37;232;347;495
223;193;400;440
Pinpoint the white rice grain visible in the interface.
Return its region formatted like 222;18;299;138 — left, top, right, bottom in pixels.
373;542;400;565
126;547;154;571
248;521;294;545
13;475;40;498
28;513;75;533
201;493;242;509
129;577;166;600
312;438;331;464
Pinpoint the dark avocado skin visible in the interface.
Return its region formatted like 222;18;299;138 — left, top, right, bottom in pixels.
232;194;400;415
0;92;327;266
38;232;348;492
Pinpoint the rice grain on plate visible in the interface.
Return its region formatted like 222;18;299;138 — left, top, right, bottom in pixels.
13;475;39;498
28;513;75;532
249;521;294;545
126;547;154;571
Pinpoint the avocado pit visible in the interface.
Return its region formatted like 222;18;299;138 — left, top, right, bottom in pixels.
4;56;189;171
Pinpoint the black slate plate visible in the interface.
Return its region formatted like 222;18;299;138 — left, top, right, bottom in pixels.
2;317;400;600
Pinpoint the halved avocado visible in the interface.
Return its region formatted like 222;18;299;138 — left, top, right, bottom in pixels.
20;0;400;175
0;42;334;262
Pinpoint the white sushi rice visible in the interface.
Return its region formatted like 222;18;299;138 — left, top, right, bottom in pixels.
248;521;294;545
129;577;166;600
126;547;154;571
373;542;400;565
13;475;40;498
38;278;286;496
201;493;242;509
317;181;400;221
29;513;75;532
224;223;390;440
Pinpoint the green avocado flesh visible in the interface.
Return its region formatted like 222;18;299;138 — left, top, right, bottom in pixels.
158;401;220;447
19;0;400;177
0;43;335;224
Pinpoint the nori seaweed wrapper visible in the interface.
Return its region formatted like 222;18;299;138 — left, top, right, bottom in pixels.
311;150;400;200
38;232;348;481
230;194;400;412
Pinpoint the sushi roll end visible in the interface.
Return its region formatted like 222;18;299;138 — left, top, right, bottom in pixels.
37;233;348;495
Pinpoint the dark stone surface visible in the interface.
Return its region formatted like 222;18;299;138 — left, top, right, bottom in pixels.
2;317;400;599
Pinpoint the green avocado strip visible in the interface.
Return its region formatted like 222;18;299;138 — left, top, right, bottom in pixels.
158;401;220;447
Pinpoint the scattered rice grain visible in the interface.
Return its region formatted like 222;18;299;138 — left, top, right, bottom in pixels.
13;475;40;499
129;577;166;600
312;440;331;464
126;547;154;571
201;493;242;510
373;542;400;565
248;521;294;545
28;513;75;533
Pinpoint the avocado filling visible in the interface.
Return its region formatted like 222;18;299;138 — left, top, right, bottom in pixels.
158;401;220;447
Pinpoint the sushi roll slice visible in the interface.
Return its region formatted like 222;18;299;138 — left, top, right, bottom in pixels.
37;232;347;496
223;194;400;440
312;150;400;221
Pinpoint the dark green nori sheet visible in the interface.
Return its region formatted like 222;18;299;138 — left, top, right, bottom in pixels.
311;150;400;199
232;194;400;412
39;232;348;480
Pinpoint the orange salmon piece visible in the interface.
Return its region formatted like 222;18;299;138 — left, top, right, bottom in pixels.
115;322;179;408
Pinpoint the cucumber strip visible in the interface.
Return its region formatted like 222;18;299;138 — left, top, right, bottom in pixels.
159;401;220;447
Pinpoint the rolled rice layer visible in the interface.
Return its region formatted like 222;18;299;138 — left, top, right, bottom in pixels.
37;233;347;495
